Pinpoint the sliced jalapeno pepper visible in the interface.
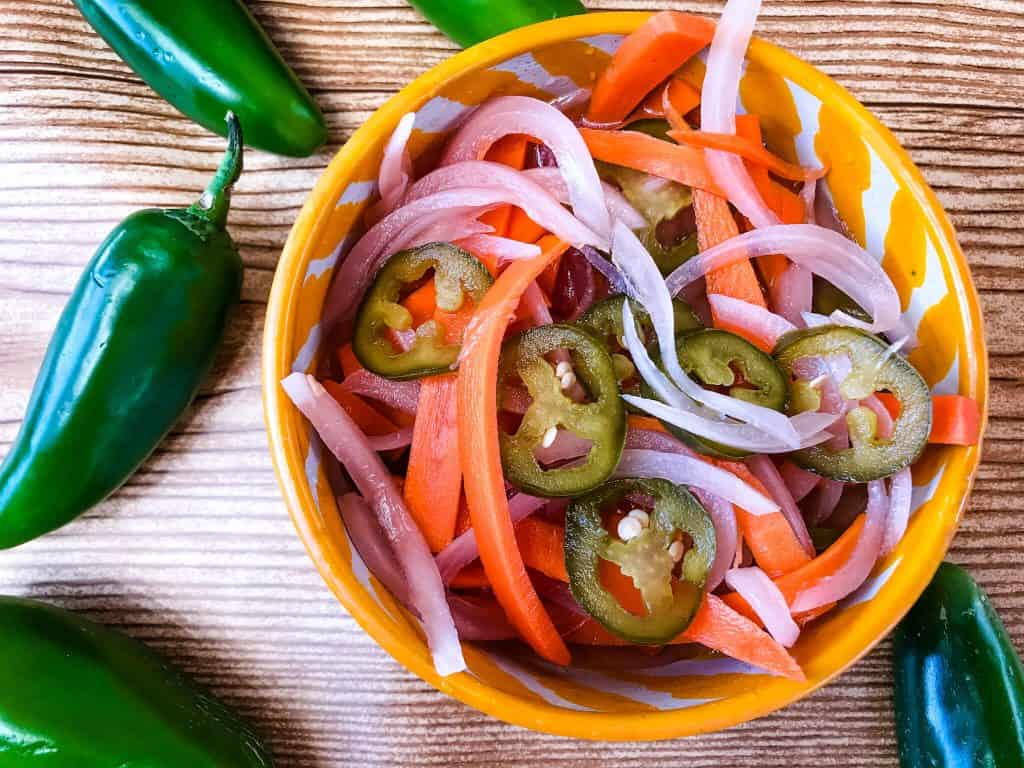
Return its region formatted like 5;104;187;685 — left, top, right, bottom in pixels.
643;329;789;459
498;325;625;497
353;242;492;380
564;478;716;644
774;325;932;482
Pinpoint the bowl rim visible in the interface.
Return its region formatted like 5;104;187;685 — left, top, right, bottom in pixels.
263;10;988;740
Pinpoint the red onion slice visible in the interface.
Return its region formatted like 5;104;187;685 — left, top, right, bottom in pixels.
366;427;414;452
808;479;845;526
339;493;516;642
435;494;548;585
725;566;800;647
441;96;611;237
707;294;796;350
533;429;593;467
614;449;779;516
664;224;902;334
779;460;820;503
746;455;815;557
341;370;421;413
881;467;913;556
769;263;813;327
523;167;647;230
456;234;541;263
282;374;465;676
367;111;416;225
692;488;739;592
791;479;889;612
580;245;627;294
701;0;779;229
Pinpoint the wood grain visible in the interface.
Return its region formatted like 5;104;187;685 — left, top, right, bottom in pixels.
0;1;1021;765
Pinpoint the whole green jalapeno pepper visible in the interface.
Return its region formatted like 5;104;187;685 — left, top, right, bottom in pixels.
352;242;493;381
406;0;586;47
0;595;272;766
73;0;326;157
564;478;715;644
0;114;245;550
774;325;931;482
894;563;1024;768
498;324;625;497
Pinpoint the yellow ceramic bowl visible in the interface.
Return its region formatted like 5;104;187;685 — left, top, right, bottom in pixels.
264;12;987;740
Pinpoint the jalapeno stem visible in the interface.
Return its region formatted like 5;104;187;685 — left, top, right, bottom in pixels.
191;112;244;230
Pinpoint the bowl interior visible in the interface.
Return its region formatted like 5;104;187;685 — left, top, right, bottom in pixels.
264;12;987;740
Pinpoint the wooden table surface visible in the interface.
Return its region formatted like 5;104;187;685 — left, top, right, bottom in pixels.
1;1;1021;765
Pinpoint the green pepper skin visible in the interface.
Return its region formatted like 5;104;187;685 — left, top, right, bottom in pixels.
407;0;586;47
73;0;326;157
0;116;244;550
893;563;1024;768
565;478;715;644
0;595;272;766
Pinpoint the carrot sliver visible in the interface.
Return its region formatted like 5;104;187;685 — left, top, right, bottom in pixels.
694;190;768;310
402;280;437;326
507;208;547;244
580;127;722;194
712;458;811;577
870;393;979;446
681;595;805;680
670;130;825;182
565;597;805;681
480;135;531;237
457;239;571;665
322;380;399;437
929;394;981;446
517;518;569;583
450;563;491;590
627;414;670;434
722;514;867;625
587;11;716;125
404;374;462;552
455;493;473;537
337;343;364;378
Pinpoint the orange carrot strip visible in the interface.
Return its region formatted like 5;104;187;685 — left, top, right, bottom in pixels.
580;127;722;194
694;190;768;309
682;594;805;680
929;394;982;446
404;374;462;552
711;458;811;577
457;239;571;665
670;130;825;182
722;514;867;625
634;76;701;122
450;563;491;590
565;597;804;681
322;380;399;437
507;208;547;244
874;393;980;446
402;280;437;326
587;11;716;125
874;392;901;419
480;135;531;237
627;414;670;434
517;517;569;582
337;343;363;378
